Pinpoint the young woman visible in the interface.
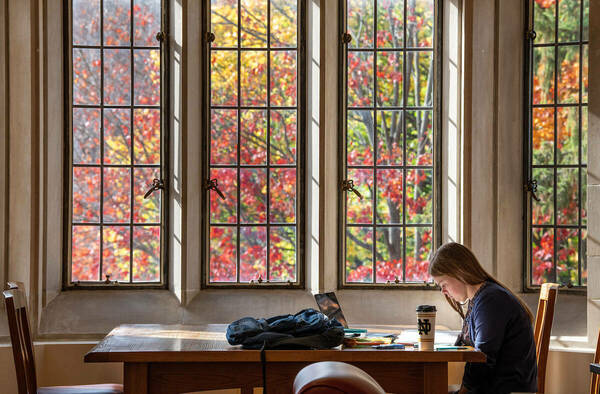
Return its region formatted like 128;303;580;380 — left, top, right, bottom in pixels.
429;242;537;394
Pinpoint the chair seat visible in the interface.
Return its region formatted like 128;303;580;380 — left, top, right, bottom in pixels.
37;384;123;394
293;361;385;394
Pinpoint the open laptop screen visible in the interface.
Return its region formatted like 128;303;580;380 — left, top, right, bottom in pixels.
314;292;348;328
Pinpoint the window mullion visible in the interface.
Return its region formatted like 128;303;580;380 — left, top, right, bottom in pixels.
236;0;242;284
99;0;105;283
266;0;271;282
129;0;135;284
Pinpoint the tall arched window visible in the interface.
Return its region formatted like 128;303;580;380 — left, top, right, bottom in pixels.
340;0;440;287
66;0;167;287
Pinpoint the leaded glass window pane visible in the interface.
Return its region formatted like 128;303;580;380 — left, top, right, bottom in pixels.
342;0;438;286
527;0;588;288
206;0;304;286
69;0;165;285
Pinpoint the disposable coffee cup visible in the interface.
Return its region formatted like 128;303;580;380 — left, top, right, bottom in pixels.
416;305;436;351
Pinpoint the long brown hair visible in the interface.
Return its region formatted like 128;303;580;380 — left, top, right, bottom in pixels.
428;242;534;323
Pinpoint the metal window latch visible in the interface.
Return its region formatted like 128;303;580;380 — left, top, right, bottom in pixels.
341;32;352;44
206;178;226;200
156;31;167;42
144;178;165;199
206;31;216;43
525;29;537;41
342;179;363;200
524;179;540;202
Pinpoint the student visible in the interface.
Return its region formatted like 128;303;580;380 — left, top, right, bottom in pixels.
429;242;537;394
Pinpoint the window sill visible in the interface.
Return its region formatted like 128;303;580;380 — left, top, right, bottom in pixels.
39;289;182;336
550;336;595;353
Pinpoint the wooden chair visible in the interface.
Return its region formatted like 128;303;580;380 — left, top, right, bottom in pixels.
293;361;385;394
3;282;123;394
590;328;600;394
533;282;559;394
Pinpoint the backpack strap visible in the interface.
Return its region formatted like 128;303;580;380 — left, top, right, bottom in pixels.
260;340;267;394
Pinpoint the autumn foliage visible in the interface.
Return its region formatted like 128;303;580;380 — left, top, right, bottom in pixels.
210;0;436;285
71;0;162;283
208;0;299;283
531;0;588;286
69;0;588;288
344;0;434;284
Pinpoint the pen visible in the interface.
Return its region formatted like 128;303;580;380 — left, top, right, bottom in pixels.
372;344;405;349
435;346;470;350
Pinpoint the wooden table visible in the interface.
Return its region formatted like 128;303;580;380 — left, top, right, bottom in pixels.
85;324;485;394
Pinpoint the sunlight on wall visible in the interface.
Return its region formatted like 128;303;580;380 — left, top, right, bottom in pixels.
308;0;321;293
171;0;183;302
444;0;461;244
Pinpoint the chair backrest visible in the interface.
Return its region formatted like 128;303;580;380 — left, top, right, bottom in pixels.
591;328;600;394
533;282;559;394
3;281;37;394
293;361;385;394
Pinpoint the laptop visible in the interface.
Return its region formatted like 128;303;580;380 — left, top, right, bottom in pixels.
314;292;375;335
314;292;350;328
314;292;403;345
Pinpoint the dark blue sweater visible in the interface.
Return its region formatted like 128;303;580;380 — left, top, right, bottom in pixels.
458;281;537;394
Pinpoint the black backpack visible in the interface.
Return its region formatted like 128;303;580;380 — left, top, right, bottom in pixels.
226;309;344;393
226;308;344;350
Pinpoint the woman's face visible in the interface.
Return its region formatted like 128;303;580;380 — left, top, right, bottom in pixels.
432;274;468;303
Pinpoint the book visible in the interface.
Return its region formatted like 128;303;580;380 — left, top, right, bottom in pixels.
343;335;395;348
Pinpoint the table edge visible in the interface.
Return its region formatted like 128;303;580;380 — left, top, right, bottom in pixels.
85;349;486;363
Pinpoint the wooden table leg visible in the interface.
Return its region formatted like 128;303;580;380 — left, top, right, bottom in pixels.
240;386;254;394
124;362;148;394
423;362;447;394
